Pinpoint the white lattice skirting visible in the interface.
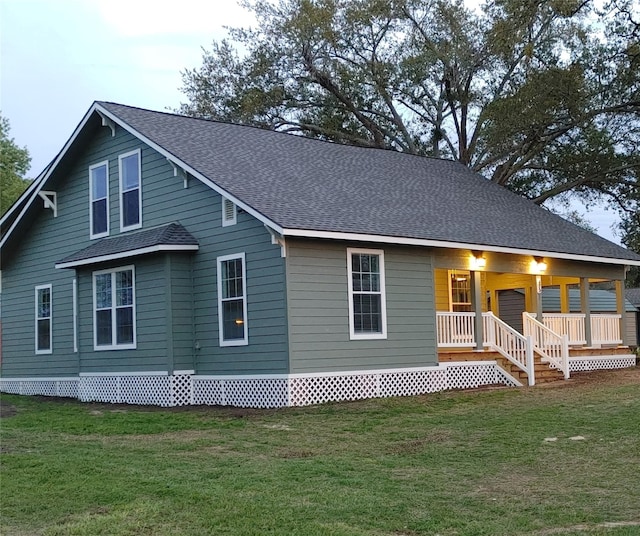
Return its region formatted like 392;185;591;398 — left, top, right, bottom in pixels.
569;355;636;373
2;358;632;408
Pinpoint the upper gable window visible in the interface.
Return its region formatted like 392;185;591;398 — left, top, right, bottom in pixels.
89;161;109;239
222;197;237;227
119;150;142;231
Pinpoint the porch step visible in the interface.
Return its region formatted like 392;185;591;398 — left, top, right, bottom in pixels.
438;350;503;362
493;355;565;385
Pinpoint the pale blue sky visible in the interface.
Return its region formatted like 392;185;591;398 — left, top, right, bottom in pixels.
0;0;622;242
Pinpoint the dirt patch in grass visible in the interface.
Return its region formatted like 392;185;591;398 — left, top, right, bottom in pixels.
536;366;640;389
0;401;18;418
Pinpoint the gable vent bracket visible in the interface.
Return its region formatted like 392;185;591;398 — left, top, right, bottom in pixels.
265;225;286;258
38;191;57;218
167;158;189;188
96;111;116;137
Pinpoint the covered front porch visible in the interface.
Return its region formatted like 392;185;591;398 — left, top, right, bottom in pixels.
431;248;636;386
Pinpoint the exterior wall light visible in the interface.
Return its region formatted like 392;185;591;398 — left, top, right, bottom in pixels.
471;252;486;270
533;257;547;273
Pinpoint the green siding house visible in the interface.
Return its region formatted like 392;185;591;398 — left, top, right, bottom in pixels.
1;102;639;407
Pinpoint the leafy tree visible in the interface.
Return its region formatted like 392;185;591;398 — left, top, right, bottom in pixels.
0;115;31;216
179;0;639;222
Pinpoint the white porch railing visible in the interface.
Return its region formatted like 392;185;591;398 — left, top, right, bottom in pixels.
540;313;622;347
591;314;622;346
523;313;570;380
436;312;477;347
541;314;586;346
483;312;535;386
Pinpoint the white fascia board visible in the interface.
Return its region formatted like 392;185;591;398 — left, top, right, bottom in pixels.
94;105;285;236
281;228;640;267
55;244;199;269
0;103;101;250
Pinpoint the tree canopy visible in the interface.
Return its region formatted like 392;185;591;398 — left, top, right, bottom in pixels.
0;115;31;216
179;0;639;241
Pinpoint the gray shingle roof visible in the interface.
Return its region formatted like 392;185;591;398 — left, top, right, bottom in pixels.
98;102;640;263
626;288;640;307
57;222;198;266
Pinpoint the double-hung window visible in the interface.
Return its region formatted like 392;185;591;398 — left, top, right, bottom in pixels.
93;267;136;350
217;253;248;346
90;161;109;238
347;248;387;339
119;149;142;231
35;284;52;354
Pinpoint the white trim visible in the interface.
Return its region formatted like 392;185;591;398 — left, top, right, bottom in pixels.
347;247;388;340
283;228;640;267
92;265;137;351
0;377;79;382
89;160;110;239
118;149;142;232
72;278;78;353
172;369;195;375
35;284;53;354
222;197;237;227
217;252;248;346
55;244;199;269
79;370;168;377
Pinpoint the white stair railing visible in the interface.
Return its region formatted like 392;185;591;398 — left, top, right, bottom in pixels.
483;312;535;386
541;314;586;346
523;313;570;380
436;312;476;347
591;314;622;346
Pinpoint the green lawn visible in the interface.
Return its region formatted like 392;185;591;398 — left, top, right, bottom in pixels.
1;369;639;536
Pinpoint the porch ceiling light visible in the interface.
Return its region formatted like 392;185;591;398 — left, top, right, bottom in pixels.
533;256;548;273
471;251;486;270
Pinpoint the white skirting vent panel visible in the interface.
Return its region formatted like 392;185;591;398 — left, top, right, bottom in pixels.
2;359;632;408
569;355;636;373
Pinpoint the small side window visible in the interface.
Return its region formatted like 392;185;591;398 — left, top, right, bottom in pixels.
35;284;52;354
217;253;248;346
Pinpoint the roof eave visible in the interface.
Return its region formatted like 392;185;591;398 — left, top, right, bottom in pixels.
281;228;640;266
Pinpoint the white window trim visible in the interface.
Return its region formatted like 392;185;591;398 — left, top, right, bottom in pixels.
119;149;142;232
221;196;237;227
89;160;109;239
72;278;78;353
35;284;52;354
92;265;137;351
347;248;388;340
217;252;248;346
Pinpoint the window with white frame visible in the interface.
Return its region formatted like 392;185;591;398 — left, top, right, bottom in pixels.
89;161;109;238
347;248;387;339
450;270;472;312
93;267;136;350
217;253;247;345
119;150;142;230
222;197;237;227
35;284;52;353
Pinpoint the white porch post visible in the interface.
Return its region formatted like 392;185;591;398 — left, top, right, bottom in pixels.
615;280;628;346
534;275;543;317
471;271;484;349
580;277;592;346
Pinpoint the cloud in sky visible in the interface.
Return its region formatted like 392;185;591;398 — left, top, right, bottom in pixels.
0;0;620;242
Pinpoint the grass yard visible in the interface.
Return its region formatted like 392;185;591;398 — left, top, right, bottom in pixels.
1;368;639;536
